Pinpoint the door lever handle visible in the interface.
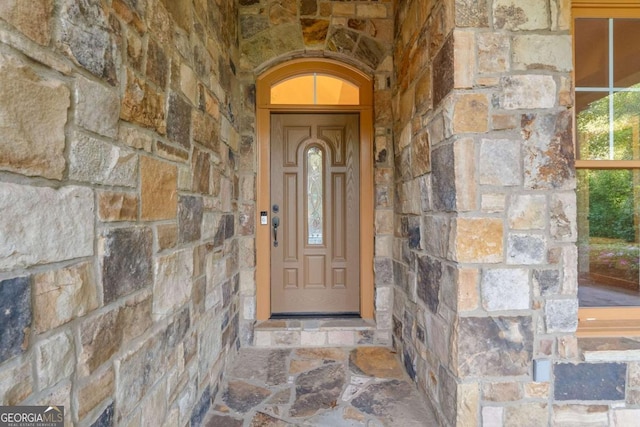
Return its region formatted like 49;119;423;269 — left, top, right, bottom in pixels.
272;216;280;247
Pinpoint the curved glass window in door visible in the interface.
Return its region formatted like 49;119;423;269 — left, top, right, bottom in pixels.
271;74;359;105
307;146;323;245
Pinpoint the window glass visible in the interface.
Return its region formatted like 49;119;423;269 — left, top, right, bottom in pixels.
614;19;640;87
575;18;640;160
577;169;640;307
307;147;323;245
575;18;609;88
271;74;359;105
271;75;315;105
576;15;640;309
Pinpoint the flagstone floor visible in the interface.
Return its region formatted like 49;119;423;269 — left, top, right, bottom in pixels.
203;346;439;426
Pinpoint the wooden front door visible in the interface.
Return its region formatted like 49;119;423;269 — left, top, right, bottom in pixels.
270;113;360;315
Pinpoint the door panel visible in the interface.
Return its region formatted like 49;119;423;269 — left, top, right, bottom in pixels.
271;113;360;314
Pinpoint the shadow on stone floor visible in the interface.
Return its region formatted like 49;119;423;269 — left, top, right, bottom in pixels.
203;347;439;426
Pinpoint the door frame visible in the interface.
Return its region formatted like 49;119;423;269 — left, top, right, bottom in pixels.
255;58;374;320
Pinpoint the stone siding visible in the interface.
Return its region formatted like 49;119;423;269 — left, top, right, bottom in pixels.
392;0;640;426
0;0;240;425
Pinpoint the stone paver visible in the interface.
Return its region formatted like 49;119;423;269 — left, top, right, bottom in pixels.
205;347;439;426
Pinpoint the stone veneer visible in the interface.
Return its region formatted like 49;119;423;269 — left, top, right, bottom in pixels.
391;0;640;426
2;0;640;426
0;0;241;425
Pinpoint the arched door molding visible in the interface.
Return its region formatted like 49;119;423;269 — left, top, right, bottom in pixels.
255;58;374;320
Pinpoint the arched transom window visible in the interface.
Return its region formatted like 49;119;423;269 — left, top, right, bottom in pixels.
271;73;360;105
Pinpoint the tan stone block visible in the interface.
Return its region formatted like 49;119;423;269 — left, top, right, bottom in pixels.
477;32;510;74
0;54;69;180
141;156;178;220
628;362;640;387
552;405;609;426
0;360;32;405
300;331;327;346
456;382;479;427
397;122;411;151
453;94;488;134
493;0;550;31
99;191;138;222
70;133;138;187
327;330;355;346
512;35;572;72
156;223;178;251
126;29;144;71
557;335;579;359
79;308;121;376
30;381;71;422
33;262;98;332
481;193;506;213
119;291;153;343
524;382;550;399
492;113;518;130
559;75;573;107
454;30;475;89
454;218;503;263
357;3;387;18
458;269;479;311
141;380;167;427
155;141;189;163
120;126;153;152
613;409;640;427
0;0;53;45
509;195;546;230
272;331;301;346
333;3;355;16
121;70;166;133
254;330;271;347
399;87;415;135
500;75;556;110
415;71;432;114
36;331;74;389
482;406;503;426
113;0;146;33
1;184;94;270
375;210;394;234
552;0;571;31
504;403;548;427
153;249;193;318
375;235;393;257
180;64;198;104
203;90;220;120
75;76;120;138
483;382;522;402
476;77;500;87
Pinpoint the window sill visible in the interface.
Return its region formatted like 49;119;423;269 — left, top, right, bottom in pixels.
577;307;640;337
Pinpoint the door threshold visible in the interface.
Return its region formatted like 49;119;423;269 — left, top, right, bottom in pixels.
270;312;360;319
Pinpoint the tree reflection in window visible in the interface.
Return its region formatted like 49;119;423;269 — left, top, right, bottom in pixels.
307;147;323;245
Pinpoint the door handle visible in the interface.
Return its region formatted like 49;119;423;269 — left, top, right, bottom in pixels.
272;216;280;247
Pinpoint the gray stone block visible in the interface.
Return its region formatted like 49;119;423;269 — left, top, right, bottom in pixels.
0;277;31;363
555;363;626;401
102;227;153;304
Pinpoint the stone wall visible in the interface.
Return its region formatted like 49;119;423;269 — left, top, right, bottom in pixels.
0;0;241;425
237;0;397;344
390;0;640;425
